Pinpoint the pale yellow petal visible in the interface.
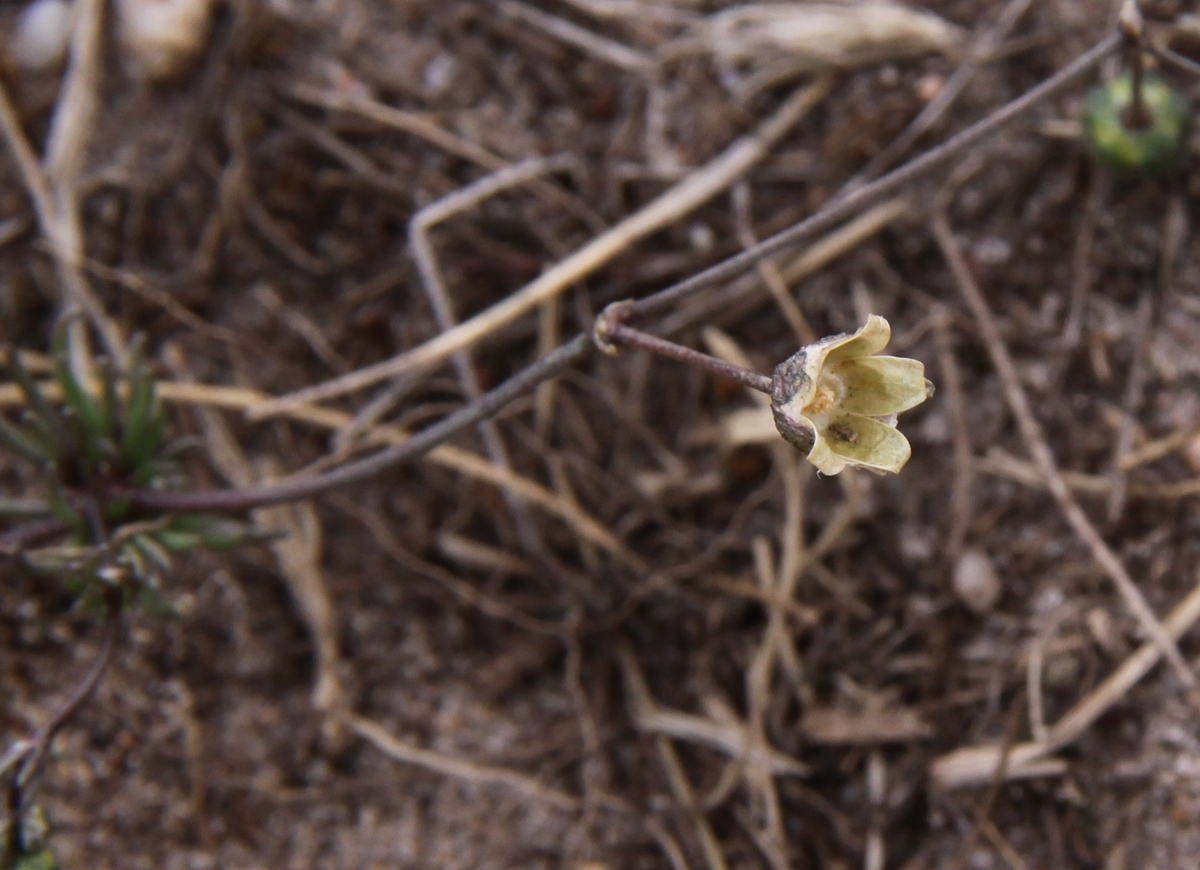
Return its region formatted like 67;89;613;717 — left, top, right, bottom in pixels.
805;428;849;475
829;356;929;416
822;314;891;366
820;412;912;474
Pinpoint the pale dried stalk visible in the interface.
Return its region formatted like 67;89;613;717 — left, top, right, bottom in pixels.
852;0;1034;181
0;378;641;570
618;643;808;777
499;0;655;72
0;0;125;370
249;76;834;420
660;196;908;335
288;83;605;233
44;0;127;369
346;713;580;811
932;212;1198;698
973;447;1200;500
656;736;732;870
163;346;344;718
408;154;575;553
624;641;732;870
933;577;1200;788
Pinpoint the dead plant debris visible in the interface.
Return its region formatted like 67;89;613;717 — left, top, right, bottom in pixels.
4;1;1200;868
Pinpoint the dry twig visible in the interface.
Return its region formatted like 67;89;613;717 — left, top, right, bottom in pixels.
932;211;1198;698
933;576;1200;787
250;77;833;418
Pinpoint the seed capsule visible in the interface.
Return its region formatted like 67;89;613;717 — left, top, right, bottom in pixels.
1081;71;1190;176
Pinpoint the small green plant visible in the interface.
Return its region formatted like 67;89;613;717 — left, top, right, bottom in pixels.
0;324;265;868
0;324;261;608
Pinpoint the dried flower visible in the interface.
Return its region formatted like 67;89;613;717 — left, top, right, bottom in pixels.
771;315;931;475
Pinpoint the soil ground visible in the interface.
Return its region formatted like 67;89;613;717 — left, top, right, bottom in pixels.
6;0;1200;868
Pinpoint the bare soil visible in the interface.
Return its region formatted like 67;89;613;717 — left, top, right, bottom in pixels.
6;0;1200;867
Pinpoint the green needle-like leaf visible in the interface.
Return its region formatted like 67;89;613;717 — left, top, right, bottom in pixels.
120;336;155;458
7;353;67;457
127;413;167;474
0;415;51;464
46;484;81;528
54;358;103;444
130;533;172;573
51;320;106;451
97;358;119;444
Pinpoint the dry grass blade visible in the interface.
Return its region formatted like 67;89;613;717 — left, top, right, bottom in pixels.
499;0;655;72
248;77;833;419
975;447;1200;500
656;735;731;870
932;211;1199;701
0;375;641;570
407;154;576;556
662;196;909;335
0;0;125;369
629;32;1119;322
288;83;606;233
259;493;343;716
345;713;581;811
618;642;809;777
623;641;732;870
933;576;1200;788
667;2;962;97
852;0;1034;181
163;346;345;719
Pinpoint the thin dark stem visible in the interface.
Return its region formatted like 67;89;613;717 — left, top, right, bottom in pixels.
849;0;1035;186
6;588;121;829
0;519;71;555
28;589;121;766
126;334;595;513
1127;45;1150;129
602;321;772;394
624;32;1120;322
1119;1;1150;129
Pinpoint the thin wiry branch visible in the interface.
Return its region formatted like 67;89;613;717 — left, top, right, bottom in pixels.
5;32;1125;527
4;589;121;825
127;335;594;513
625;32;1121;322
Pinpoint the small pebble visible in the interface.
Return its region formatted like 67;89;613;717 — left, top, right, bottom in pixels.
916;73;943;103
9;0;72;71
1086;606;1123;657
953;548;1002;614
116;0;214;81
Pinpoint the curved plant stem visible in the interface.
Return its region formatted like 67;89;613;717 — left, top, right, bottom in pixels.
0;519;71;555
596;303;772;394
5;588;121;832
625;32;1121;322
126;334;595;513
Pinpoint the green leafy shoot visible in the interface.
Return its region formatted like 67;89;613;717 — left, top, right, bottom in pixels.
0;332;267;610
